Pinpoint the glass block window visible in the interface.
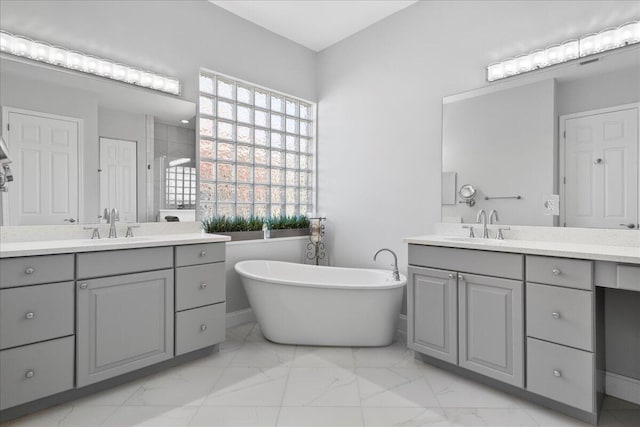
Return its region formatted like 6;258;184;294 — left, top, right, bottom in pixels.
166;166;196;209
198;70;315;219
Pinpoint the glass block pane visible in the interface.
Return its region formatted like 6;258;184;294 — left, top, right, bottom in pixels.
200;182;215;201
286;205;296;216
255;129;268;146
237;204;252;218
286;170;299;186
300;120;310;136
218;79;234;99
299;204;308;216
237;165;252;182
271;205;283;217
237;185;253;203
199;139;214;158
237;85;252;104
255;90;268;108
237;126;252;143
271;187;284;204
200;75;214;94
217;121;234;140
300;103;310;119
237;145;253;163
300;188;309;204
286;99;297;116
286;188;298;204
271;132;283;149
300;172;309;187
286;153;299;169
218;203;235;217
300;155;310;170
217;142;235;161
255;167;269;184
271;169;284;185
271;114;283;131
271;150;284;167
286;118;297;134
271;95;283;112
237;105;252;124
300;137;311;153
218;100;234;120
255;110;268;128
199;203;215;219
200;118;214;137
255;185;269;203
286;135;298;151
200;96;214;116
254;204;268;217
217;184;235;202
255;148;268;165
217;163;235;182
200;161;215;180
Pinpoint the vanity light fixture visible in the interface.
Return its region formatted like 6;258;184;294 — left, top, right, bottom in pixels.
180;119;190;124
0;30;181;95
169;158;191;167
487;20;640;82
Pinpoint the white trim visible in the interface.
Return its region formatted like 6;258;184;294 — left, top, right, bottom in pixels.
606;372;640;405
226;308;256;328
1;107;84;225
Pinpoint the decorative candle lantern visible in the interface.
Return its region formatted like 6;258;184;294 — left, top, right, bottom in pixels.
306;215;326;265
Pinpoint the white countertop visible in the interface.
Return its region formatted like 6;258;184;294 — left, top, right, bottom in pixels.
0;233;231;258
405;235;640;265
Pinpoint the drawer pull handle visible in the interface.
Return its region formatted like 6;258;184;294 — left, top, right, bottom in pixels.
200;324;207;332
552;312;561;319
200;283;208;289
448;273;455;279
553;370;562;377
79;283;88;289
551;268;561;276
25;312;35;320
200;251;207;257
458;274;464;280
25;267;35;275
25;370;35;379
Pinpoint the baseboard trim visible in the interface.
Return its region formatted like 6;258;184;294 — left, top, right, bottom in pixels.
226;308;255;328
606;372;640;405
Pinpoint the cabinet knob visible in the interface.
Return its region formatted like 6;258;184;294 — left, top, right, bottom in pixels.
79;283;88;289
552;312;561;319
200;283;208;289
200;251;207;257
448;273;455;279
551;268;561;276
458;274;464;280
25;312;35;320
25;370;35;379
200;324;207;332
25;267;35;275
553;370;562;377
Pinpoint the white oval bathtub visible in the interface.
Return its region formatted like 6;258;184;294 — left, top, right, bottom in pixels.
234;260;406;347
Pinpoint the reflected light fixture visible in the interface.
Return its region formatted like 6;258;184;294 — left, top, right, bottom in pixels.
0;30;181;95
180;119;189;124
169;158;191;167
487;20;640;82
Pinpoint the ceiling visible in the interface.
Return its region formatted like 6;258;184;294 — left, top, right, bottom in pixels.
209;0;418;52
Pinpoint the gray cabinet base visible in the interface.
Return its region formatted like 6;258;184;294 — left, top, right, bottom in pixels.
413;351;600;426
0;344;219;423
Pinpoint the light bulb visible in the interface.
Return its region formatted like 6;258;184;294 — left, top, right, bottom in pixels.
546;44;564;64
97;60;114;77
616;21;640;46
487;63;505;81
580;33;598;56
12;36;32;56
503;59;517;76
561;40;579;60
597;28;617;51
165;79;179;94
113;64;127;80
48;46;67;64
67;51;83;69
30;41;50;60
140;72;153;87
84;56;99;73
152;76;166;90
530;49;548;68
0;31;13;52
126;68;141;84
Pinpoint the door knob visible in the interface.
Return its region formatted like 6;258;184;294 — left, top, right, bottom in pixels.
25;267;35;275
64;218;76;223
593;158;603;165
551;268;561;276
552;312;561;319
25;370;35;379
200;283;208;289
553;370;562;377
79;283;88;289
458;274;464;280
448;273;455;279
200;324;207;332
619;223;636;229
25;312;35;320
200;251;207;257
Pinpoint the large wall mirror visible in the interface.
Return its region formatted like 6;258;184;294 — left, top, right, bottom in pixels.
441;46;640;230
0;55;196;226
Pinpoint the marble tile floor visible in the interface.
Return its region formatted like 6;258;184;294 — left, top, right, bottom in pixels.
3;322;639;427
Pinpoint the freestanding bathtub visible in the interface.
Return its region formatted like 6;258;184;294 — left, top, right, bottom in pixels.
234;260;406;347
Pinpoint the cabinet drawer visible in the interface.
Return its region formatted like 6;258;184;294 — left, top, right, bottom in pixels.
175;243;225;267
526;283;593;351
617;265;640;292
0;254;74;288
77;247;173;279
526;256;592;290
0;281;74;350
176;262;225;311
408;245;523;280
527;338;594;412
0;336;74;410
175;303;225;355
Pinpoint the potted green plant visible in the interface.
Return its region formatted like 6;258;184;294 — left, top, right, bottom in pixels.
202;214;310;241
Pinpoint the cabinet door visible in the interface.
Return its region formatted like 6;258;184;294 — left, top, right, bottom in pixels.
407;266;457;364
458;273;523;387
77;269;174;387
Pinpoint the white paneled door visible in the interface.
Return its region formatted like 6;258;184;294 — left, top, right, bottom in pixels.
99;137;137;223
563;106;639;229
4;110;80;225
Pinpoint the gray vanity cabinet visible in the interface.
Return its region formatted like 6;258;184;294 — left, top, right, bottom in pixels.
407;266;458;364
458;273;524;387
76;269;175;387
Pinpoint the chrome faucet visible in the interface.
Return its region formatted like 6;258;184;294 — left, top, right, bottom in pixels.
489;209;499;225
374;248;400;281
103;208;120;238
476;209;489;238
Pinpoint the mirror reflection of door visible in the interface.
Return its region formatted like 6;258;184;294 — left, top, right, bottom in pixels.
2;108;80;225
561;104;639;229
99;137;137;223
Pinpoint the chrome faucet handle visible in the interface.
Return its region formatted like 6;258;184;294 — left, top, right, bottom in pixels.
489;209;499;224
83;226;101;240
125;224;141;238
112;208;120;221
496;227;511;240
461;225;475;238
102;208;110;222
